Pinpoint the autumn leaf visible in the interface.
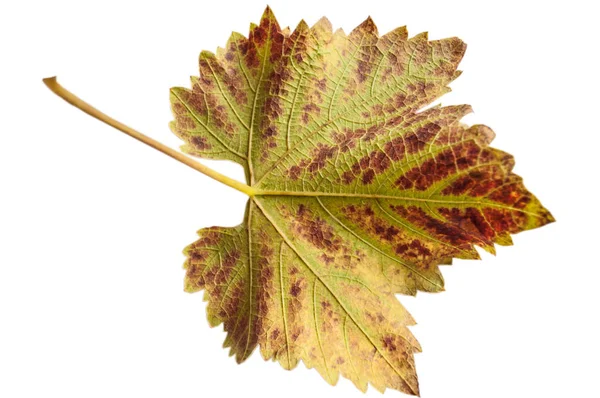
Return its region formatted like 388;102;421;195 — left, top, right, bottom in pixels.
43;6;554;396
168;7;553;395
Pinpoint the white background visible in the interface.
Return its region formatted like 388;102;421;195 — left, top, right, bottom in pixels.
1;1;598;397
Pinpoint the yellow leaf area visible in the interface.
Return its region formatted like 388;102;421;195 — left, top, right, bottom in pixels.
172;7;554;395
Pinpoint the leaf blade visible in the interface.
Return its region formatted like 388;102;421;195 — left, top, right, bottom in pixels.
172;7;554;394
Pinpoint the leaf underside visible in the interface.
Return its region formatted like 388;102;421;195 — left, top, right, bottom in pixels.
170;7;553;395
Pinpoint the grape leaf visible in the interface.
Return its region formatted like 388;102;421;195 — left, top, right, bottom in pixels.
169;7;554;395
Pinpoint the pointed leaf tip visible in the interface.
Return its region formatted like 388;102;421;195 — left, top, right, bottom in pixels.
312;16;332;32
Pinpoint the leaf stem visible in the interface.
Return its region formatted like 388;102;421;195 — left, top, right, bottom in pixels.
43;77;256;197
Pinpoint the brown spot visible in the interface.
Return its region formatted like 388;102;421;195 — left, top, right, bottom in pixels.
316;78;327;91
291;329;301;341
214;250;240;285
320;254;335;264
288;144;336;175
288;165;302;180
395;142;482;191
488;180;530;208
340;204;446;265
290;279;304;297
465;208;496;239
378;27;409;77
341;123;440;185
271;328;280;340
288;204;342;252
341;170;355;185
190;136;211;150
188;250;208;262
253;230;277;338
185;87;208;114
390;205;487;247
301;103;320;125
332;126;386;153
361;169;375;184
222;281;245;322
176;115;195;130
382;335;397;351
199;56;248;106
264;97;283;118
197;229;221;246
349;17;379;83
431;37;466;67
185;260;204;286
484;208;522;233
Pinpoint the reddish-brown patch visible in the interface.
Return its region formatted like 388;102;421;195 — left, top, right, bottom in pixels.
245;33;262;68
301;103;320;125
365;311;386;324
290;279;304;297
488;180;532;208
316;78;327;91
341;204;447;264
176;115;195;130
320;253;335;264
190;136;211;150
349;17;379;83
288;165;302;180
407;34;430;66
254;230;277;337
439;206;527;240
342;123;440;185
395;240;432;260
270;328;280;340
394;142;487;191
287;21;309;62
284;204;343;253
200;55;248;106
184;86;208;115
390;205;487;247
332;130;361;153
485;208;523;233
185;259;205;287
197;229;221;246
245;9;282;71
331;121;398;155
172;102;186;114
214;250;240;285
320;300;339;332
321;300;332;312
264;96;283;119
290;327;303;342
382;335;397;352
269;25;285;64
220;280;245;322
201;93;237;137
188;250;208;262
378;27;409;79
303;144;336;174
431;37;466;69
362;169;375;184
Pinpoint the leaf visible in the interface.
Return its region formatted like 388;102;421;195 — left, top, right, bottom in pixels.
170;7;554;395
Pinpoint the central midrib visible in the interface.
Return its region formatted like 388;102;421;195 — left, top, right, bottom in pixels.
250;190;545;219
